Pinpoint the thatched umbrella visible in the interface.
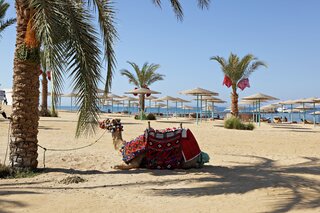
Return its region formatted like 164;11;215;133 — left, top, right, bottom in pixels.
180;87;219;124
293;97;318;126
205;97;226;119
242;93;279;126
155;96;178;118
278;100;296;123
62;92;79;111
125;88;160;119
120;96;139;114
145;95;159;112
173;97;190;117
103;93;121;113
178;105;194;117
151;101;165;115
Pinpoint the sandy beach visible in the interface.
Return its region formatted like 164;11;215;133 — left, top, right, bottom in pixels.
0;107;319;213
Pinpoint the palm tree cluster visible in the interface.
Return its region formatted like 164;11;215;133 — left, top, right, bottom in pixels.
0;0;16;37
10;0;211;170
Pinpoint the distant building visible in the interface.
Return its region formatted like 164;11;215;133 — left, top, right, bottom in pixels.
0;89;13;105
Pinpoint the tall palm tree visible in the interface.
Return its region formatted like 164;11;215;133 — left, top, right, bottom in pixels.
0;0;16;37
211;53;267;117
121;62;164;112
39;50;51;117
10;0;210;170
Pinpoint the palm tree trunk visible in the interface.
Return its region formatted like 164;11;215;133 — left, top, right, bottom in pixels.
231;85;239;117
10;1;40;170
139;94;145;112
40;72;50;116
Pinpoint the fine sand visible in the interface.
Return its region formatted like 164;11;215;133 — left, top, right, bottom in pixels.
0;106;320;213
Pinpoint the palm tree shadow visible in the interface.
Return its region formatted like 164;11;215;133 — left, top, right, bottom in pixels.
0;190;42;213
143;155;320;213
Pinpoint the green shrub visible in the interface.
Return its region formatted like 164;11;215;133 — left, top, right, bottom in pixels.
224;117;255;130
0;163;39;179
134;112;148;120
245;123;255;130
147;113;156;120
0;163;12;178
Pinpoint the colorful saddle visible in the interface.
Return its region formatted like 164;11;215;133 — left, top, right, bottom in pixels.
121;127;203;169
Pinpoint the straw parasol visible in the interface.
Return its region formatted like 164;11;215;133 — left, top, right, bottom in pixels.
278;100;296;122
180;87;219;124
155;96;177;118
120;96;139;114
62;92;79;111
125;88;161;119
172;97;190;117
205;97;226;119
242;93;279;126
144;95;159;111
293;97;318;125
103;94;121;113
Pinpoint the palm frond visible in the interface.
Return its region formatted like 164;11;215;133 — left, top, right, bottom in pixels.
33;0;102;137
88;0;118;95
243;60;267;79
120;69;139;86
152;0;162;8
169;0;183;21
197;0;210;9
63;1;102;137
0;0;16;36
121;61;164;88
31;0;66;109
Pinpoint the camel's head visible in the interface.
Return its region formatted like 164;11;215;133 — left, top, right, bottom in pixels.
99;119;124;150
99;118;123;133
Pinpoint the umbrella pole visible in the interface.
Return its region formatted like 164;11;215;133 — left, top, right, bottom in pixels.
303;103;305;124
290;104;293;123
252;103;254;122
71;96;73;112
196;95;199;125
167;100;169;119
175;101;178;118
200;95;203;123
128;101;131;115
206;100;209;121
258;100;261;127
211;102;214;120
313;102;316;127
111;99;113;113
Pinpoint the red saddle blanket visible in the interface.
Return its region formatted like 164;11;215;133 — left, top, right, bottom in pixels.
145;128;201;169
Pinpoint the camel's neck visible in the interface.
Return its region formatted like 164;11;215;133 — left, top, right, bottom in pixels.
112;131;124;150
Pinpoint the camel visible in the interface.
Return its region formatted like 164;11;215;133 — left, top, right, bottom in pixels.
100;119;209;170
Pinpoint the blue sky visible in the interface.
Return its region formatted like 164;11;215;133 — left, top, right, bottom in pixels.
1;0;320;106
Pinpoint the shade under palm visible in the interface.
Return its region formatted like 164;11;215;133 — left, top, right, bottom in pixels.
211;53;267;117
121;61;165;112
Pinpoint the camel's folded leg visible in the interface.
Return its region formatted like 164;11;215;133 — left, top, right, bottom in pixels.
113;154;145;170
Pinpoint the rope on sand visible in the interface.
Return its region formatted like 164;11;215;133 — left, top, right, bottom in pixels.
37;129;108;168
3;117;107;168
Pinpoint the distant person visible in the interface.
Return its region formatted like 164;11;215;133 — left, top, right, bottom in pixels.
284;116;288;122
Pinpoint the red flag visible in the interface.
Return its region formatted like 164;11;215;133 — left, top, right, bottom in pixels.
47;71;51;81
133;87;138;96
223;75;232;88
237;78;250;90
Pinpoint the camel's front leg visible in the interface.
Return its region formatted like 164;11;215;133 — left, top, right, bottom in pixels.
113;154;145;170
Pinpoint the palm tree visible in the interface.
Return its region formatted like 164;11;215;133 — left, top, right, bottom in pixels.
211;53;267;117
10;0;210;170
39;50;51;117
121;61;164;112
0;0;16;37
